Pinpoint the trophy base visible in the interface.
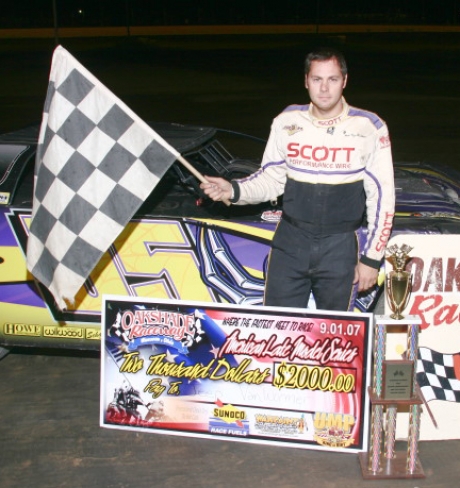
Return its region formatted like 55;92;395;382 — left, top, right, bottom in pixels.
389;312;405;320
358;452;425;479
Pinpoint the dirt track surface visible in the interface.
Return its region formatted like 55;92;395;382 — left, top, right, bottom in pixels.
1;33;460;170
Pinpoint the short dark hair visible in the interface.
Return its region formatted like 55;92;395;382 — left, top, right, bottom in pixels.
304;48;348;77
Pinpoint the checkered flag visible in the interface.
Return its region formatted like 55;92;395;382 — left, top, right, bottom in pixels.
107;311;130;345
26;45;182;309
417;347;460;403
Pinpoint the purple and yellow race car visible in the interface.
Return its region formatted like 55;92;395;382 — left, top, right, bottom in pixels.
2;122;460;354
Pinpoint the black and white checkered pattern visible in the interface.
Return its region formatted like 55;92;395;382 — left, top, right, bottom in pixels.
417;347;460;403
108;312;131;344
26;46;180;309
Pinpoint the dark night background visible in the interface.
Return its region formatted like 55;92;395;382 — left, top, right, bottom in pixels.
1;0;460;28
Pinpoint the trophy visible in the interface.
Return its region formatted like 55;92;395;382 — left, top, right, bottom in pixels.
385;244;413;320
359;243;424;480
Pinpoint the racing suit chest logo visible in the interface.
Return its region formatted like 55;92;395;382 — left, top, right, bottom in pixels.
283;124;303;136
287;143;355;163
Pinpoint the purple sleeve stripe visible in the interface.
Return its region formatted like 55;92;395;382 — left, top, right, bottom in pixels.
263;160;285;169
237;160;285;183
348;108;384;130
362;169;382;255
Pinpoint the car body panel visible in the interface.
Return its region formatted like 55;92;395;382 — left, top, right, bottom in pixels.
1;209;273;349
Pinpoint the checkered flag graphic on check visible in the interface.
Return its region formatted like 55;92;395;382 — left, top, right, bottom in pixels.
417;347;460;403
108;311;131;344
26;46;181;309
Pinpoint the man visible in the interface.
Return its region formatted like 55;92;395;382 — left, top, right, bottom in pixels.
200;48;395;311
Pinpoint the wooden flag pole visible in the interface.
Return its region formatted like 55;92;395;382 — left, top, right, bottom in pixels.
176;154;231;206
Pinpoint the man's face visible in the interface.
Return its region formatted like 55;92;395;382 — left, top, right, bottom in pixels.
305;58;347;118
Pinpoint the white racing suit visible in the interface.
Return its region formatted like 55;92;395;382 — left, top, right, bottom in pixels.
230;99;395;311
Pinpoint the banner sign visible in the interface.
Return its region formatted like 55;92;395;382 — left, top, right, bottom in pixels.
100;296;373;453
385;234;460;440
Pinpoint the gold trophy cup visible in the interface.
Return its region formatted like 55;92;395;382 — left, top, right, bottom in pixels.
386;244;413;320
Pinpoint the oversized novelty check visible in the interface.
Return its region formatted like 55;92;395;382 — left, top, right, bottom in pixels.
100;296;372;453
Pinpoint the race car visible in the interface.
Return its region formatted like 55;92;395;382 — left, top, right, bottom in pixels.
1;122;460;353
